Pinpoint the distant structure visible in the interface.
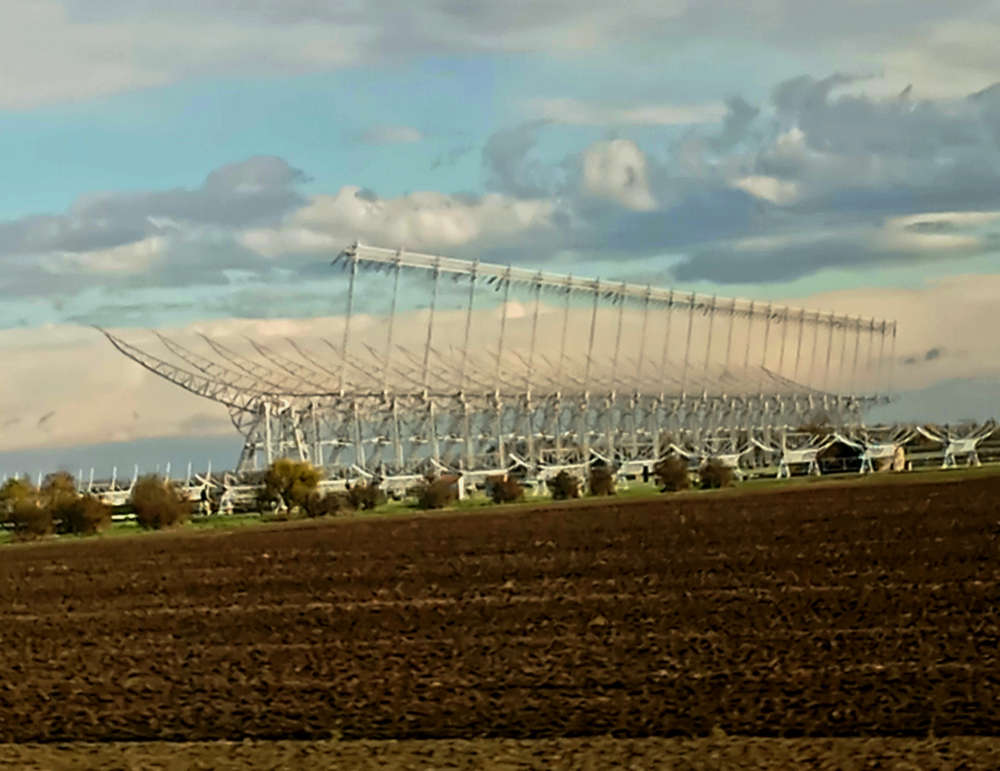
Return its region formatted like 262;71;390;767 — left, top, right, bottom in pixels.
101;242;898;489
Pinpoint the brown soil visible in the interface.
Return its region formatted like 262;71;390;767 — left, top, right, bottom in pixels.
3;736;1000;770
1;474;998;764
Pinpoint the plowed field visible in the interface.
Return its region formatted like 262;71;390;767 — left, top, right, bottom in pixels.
1;474;999;765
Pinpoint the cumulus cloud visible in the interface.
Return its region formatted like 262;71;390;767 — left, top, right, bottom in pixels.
731;176;800;206
580;139;657;211
0;156;306;297
244;186;555;256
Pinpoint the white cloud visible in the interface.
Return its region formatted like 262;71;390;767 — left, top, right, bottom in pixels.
532;97;727;126
1;1;995;109
244;186;556;256
239;227;338;259
0;0;361;109
45;235;168;274
731;175;800;205
581;139;657;211
858;20;1000;99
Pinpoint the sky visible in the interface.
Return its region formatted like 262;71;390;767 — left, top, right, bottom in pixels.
2;0;1000;474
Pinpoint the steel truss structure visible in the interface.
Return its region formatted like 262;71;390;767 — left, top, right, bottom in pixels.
101;242;900;491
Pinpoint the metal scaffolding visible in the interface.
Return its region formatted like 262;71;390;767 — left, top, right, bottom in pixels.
101;242;897;490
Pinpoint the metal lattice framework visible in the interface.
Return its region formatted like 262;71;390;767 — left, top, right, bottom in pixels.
101;242;899;489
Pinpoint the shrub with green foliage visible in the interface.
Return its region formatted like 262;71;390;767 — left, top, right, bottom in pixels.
416;476;458;509
654;456;691;492
588;466;616;496
347;481;383;510
261;459;322;512
132;475;190;530
547;470;580;500
488;475;523;504
699;458;736;490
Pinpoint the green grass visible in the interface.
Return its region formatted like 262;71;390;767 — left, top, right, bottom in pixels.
5;462;1000;547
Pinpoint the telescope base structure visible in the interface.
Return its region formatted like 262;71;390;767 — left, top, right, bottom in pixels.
232;389;874;489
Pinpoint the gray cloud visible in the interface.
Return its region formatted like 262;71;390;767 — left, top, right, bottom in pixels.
482;120;553;198
0;156;306;260
709;96;760;152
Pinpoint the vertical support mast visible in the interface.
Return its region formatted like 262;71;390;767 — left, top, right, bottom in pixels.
658;290;675;396
877;320;888;397
610;283;627;395
525;273;542;396
421;257;440;392
724;298;737;374
459;260;478;394
583;280;600;392
495;266;512;387
382;254;402;396
793;308;806;383
866;318;876;394
743;300;756;375
557;275;572;387
822;312;835;392
850;317;862;394
809;311;821;387
339;253;358;396
635;286;652;390
760;302;773;371
888;321;898;400
777;308;790;377
680;292;696;396
837;315;848;395
703;295;717;380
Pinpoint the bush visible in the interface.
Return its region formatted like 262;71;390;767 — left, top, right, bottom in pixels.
132;475;190;530
588;466;616;496
262;459;321;512
547;470;580;500
654;456;690;492
0;477;37;525
699;459;735;490
303;491;353;518
55;494;111;535
347;481;383;511
487;475;523;504
416;476;458;510
11;500;52;540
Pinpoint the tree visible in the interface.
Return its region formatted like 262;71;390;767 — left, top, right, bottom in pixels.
132;475;190;529
261;459;322;513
